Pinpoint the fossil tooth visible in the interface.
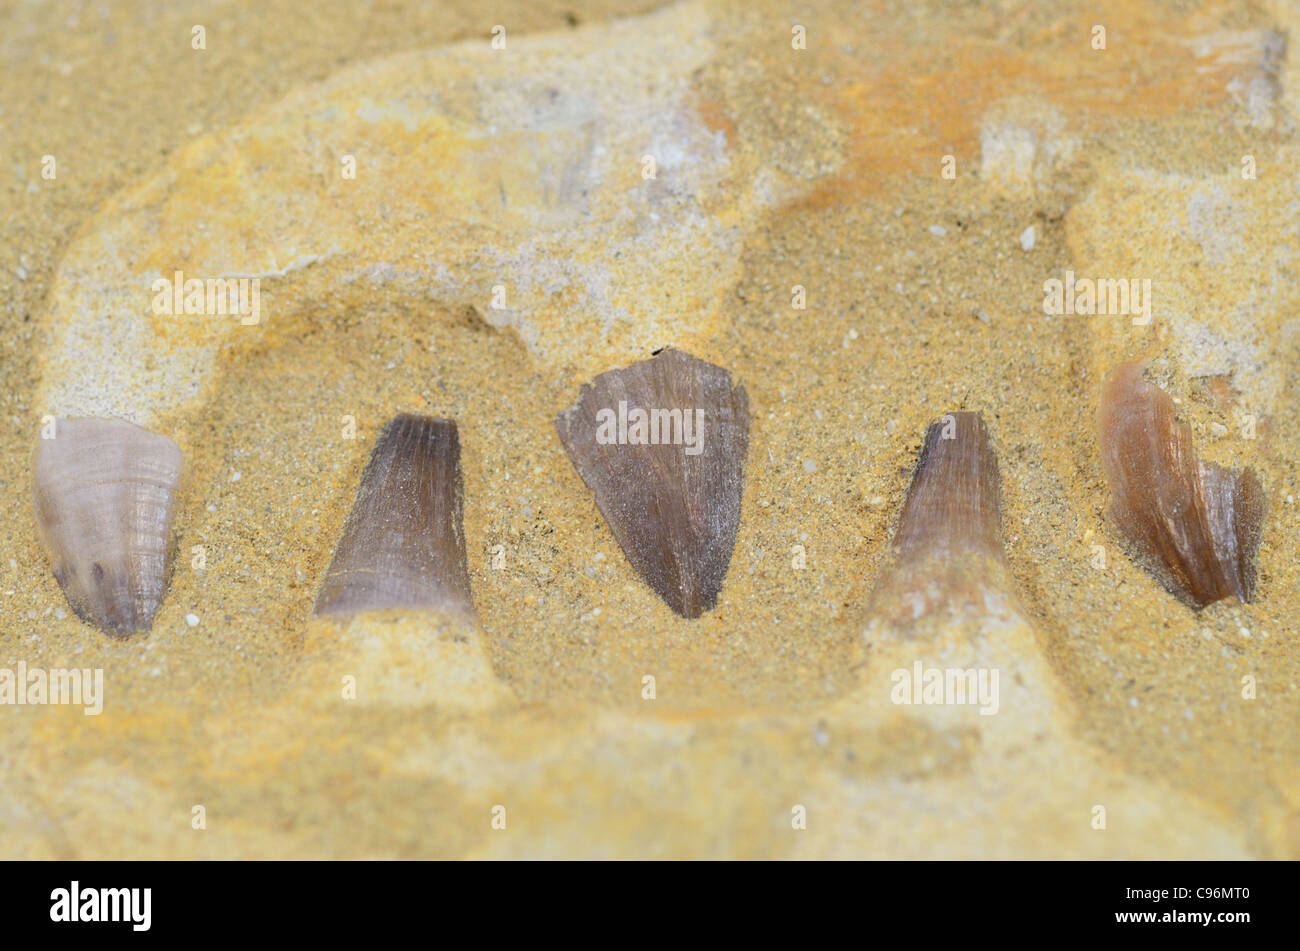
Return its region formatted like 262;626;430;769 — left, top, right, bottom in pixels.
894;412;1005;564
32;418;184;636
866;411;1019;637
315;414;475;619
555;348;749;618
1098;360;1265;608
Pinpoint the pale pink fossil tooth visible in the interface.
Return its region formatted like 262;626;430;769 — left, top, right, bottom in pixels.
315;414;474;619
1097;359;1265;607
555;348;750;618
32;418;184;637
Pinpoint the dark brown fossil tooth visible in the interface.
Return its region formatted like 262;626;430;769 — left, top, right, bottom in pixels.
315;414;475;619
894;411;1005;564
555;348;749;618
865;411;1017;636
32;417;184;637
1097;359;1265;608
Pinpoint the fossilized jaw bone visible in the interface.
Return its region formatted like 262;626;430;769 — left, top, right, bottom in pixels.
866;412;1020;638
29;3;748;629
315;414;474;619
1098;360;1265;607
35;0;754;437
31;3;824;635
555;349;749;618
32;418;184;637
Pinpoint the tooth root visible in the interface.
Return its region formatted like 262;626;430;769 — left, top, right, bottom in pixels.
555;348;750;618
32;418;184;637
319;613;511;711
315;414;475;619
1098;360;1265;607
894;412;1004;563
867;411;1016;636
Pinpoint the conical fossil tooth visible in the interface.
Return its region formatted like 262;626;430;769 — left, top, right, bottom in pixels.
865;412;1018;637
315;414;475;619
894;411;1004;564
32;418;184;637
555;349;750;618
1098;360;1265;608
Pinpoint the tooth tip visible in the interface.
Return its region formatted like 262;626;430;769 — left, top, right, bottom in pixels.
314;414;476;619
556;349;749;619
33;418;183;637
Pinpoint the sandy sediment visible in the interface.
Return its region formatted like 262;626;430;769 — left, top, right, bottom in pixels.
0;0;1296;858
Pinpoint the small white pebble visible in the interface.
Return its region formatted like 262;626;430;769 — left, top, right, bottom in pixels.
803;459;818;473
231;472;241;482
929;224;947;237
1019;225;1036;251
186;613;200;627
